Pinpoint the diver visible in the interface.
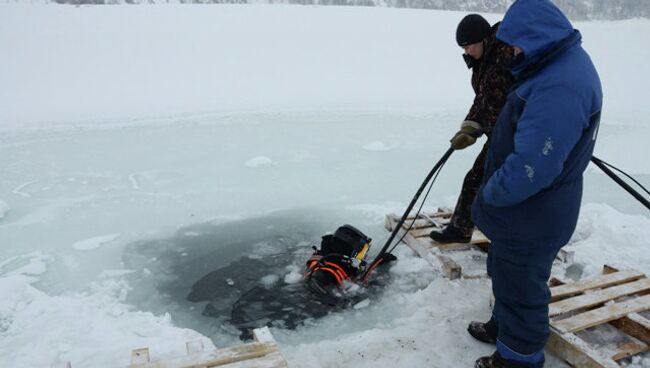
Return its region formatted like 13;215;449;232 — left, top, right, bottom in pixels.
219;224;396;339
304;224;395;304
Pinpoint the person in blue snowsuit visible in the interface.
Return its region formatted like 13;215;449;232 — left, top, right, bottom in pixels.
468;1;603;367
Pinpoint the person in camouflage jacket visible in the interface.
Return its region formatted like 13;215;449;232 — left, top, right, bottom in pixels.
430;14;514;243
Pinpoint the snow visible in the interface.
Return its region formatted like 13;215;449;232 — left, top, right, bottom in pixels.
353;299;371;309
261;274;281;288
245;156;275;168
0;253;212;368
565;203;650;277
0;4;469;130
284;270;303;284
0;3;649;368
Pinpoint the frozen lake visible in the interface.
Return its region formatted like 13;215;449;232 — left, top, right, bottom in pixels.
1;4;650;368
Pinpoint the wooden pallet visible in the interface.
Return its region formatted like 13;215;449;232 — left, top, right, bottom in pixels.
127;327;287;368
547;265;650;367
384;209;490;279
385;209;575;279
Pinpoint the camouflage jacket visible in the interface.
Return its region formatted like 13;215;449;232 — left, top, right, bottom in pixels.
464;23;514;135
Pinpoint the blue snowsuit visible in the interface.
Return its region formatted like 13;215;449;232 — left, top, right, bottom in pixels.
471;0;603;365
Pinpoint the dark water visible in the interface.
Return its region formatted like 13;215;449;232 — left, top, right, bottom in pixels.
187;250;343;339
121;207;388;342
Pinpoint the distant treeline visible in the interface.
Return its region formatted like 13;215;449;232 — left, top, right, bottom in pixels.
50;0;650;20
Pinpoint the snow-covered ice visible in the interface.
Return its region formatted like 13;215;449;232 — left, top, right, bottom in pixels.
363;140;399;152
1;3;649;368
72;234;121;251
245;156;276;168
261;274;281;288
284;270;303;285
0;200;8;219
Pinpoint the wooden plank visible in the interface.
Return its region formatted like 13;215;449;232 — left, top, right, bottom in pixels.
405;211;451;221
217;353;287;368
186;340;205;355
385;213;489;250
556;249;575;264
394;227;438;266
437;254;462;280
471;241;490;253
128;327;287;368
129;343;279;368
408;227;489;247
435;241;473;252
552;294;650;333
436;238;489;251
385;211;450;228
385;216;431;234
549;277;568;287
550;270;645;301
550;278;650;317
386;216;440;233
131;348;150;365
253;327;276;345
610;313;650;345
385;212;500;280
400;218;439;230
606;339;648;361
408;226;487;242
546;330;619;368
391;223;462;279
196;344;281;368
384;213;427;231
409;227;437;238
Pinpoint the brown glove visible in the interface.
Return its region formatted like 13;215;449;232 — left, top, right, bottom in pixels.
450;120;484;150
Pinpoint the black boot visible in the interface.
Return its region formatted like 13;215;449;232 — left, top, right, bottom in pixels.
468;319;497;344
474;352;509;368
429;225;471;243
475;351;544;368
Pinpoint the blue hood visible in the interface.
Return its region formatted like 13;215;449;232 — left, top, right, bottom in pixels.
497;0;575;74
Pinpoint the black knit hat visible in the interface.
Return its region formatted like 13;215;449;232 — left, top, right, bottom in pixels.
456;14;491;46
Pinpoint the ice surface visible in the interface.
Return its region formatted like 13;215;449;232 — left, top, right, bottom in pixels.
245;156;275;168
564;203;650;278
260;274;281;287
284;270;303;284
0;200;8;219
0;3;649;368
0;252;212;367
363;140;399;152
353;299;371;309
72;233;121;251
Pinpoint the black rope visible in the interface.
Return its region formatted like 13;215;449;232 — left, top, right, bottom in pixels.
362;153;649;280
361;147;454;279
387;160;446;255
591;156;650;211
592;156;650;197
